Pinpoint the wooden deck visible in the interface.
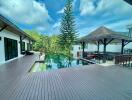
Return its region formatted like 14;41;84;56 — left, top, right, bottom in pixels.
1;54;132;100
0;53;39;100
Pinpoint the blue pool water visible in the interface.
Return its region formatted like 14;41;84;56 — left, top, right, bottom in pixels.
30;54;90;72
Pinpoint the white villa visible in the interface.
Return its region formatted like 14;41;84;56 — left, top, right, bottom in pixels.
0;15;35;65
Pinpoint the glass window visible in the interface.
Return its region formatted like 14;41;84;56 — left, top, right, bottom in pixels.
27;43;30;51
4;37;18;61
22;42;25;51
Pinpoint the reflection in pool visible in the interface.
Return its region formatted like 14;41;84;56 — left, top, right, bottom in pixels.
30;54;91;72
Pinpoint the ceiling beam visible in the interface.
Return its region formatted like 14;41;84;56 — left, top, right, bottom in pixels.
106;38;114;45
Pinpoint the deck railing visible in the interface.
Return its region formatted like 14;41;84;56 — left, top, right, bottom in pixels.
115;54;132;66
79;58;96;64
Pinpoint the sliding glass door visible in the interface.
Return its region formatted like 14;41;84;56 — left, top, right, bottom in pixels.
4;37;18;61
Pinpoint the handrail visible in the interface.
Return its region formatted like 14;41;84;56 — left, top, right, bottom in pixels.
79;58;96;64
115;54;132;66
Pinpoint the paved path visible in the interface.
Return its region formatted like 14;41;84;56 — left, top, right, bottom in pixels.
1;55;132;100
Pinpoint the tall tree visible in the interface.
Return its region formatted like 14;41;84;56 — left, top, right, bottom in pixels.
59;0;77;64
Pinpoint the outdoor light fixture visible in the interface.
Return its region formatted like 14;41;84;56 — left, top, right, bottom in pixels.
0;37;1;41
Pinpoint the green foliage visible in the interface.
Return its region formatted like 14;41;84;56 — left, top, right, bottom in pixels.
59;0;78;59
25;0;78;60
24;30;40;41
24;30;42;51
25;30;63;55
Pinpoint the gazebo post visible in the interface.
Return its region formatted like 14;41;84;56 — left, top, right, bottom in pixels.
103;38;107;54
121;39;125;54
20;36;22;54
99;38;114;63
97;41;100;53
103;38;107;63
82;42;85;58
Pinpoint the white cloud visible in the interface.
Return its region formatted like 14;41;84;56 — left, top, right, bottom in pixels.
53;22;61;28
73;0;77;8
36;26;46;32
95;0;132;16
57;0;77;14
0;0;51;25
105;19;132;31
80;0;95;15
79;26;97;37
78;18;132;37
57;7;65;14
50;21;61;34
79;0;132;16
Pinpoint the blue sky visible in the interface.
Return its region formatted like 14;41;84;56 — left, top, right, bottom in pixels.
0;0;132;37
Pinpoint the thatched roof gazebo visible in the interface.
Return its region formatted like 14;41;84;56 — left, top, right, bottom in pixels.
78;26;132;58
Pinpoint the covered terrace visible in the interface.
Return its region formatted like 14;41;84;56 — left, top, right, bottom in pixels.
78;26;132;64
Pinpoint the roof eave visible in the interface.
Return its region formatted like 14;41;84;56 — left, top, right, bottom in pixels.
0;15;35;42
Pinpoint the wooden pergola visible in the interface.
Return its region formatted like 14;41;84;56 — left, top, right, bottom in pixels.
78;26;132;58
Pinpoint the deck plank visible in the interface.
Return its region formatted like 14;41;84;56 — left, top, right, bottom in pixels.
0;53;39;100
1;56;132;100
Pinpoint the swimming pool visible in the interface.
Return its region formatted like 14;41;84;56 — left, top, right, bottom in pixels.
30;54;91;72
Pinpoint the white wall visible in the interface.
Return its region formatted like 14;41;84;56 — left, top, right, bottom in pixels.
71;45;81;58
0;30;24;65
23;38;29;51
100;44;121;52
72;43;123;58
125;42;132;49
0;34;5;64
